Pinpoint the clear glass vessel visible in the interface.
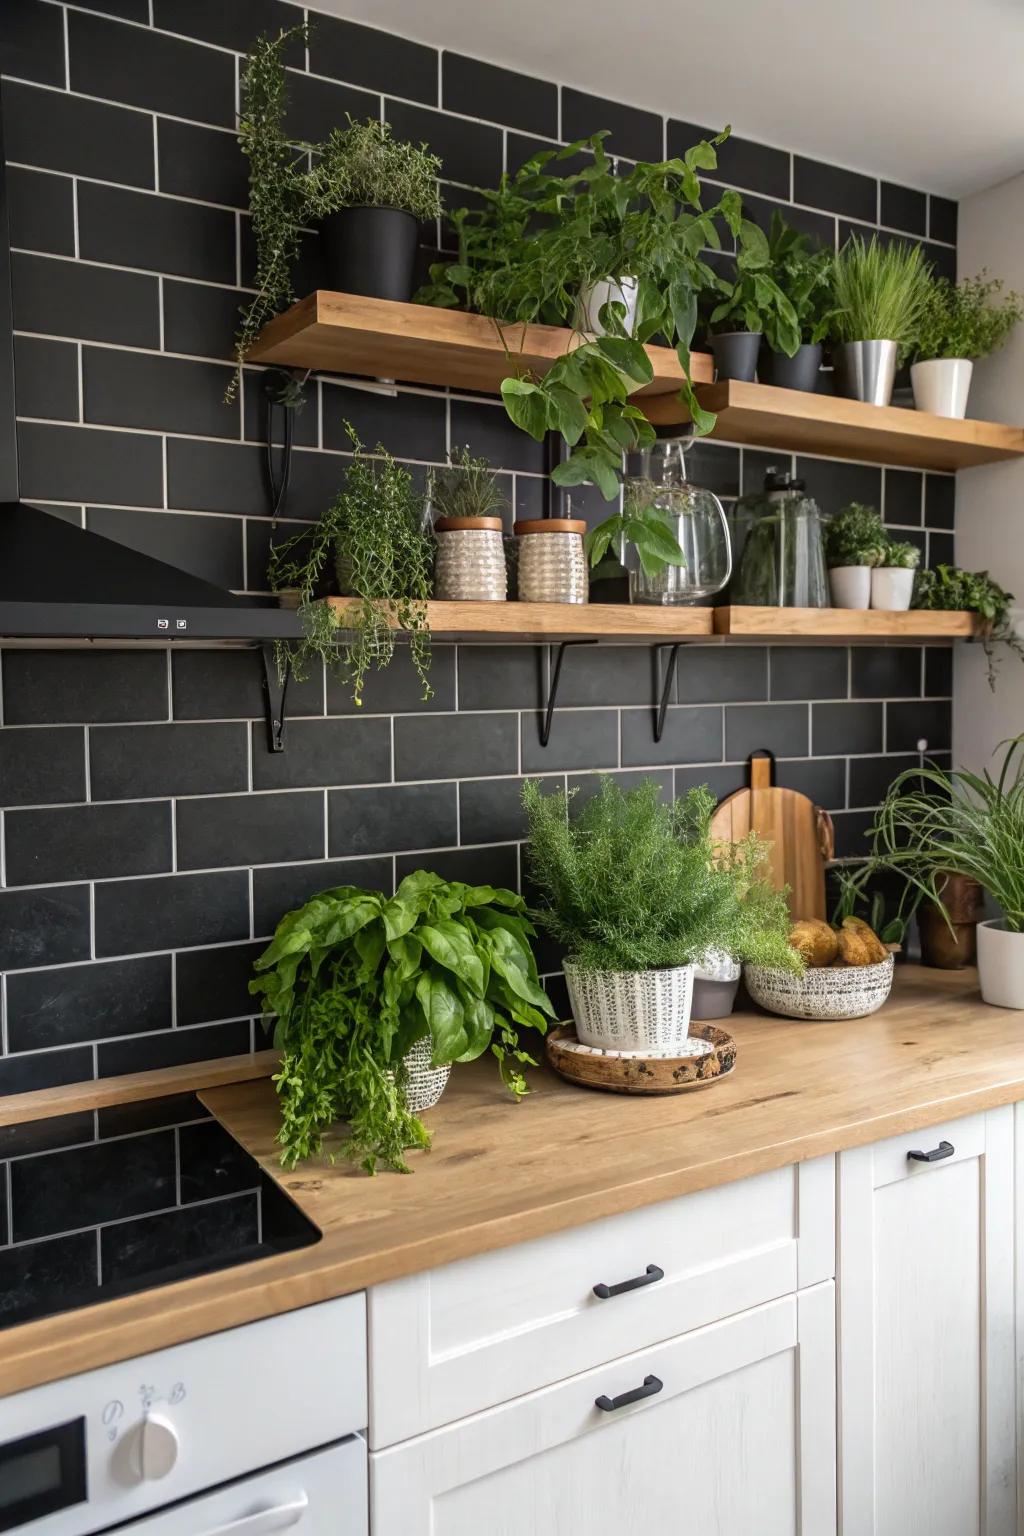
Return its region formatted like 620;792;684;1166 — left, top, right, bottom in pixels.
623;439;732;605
729;468;829;608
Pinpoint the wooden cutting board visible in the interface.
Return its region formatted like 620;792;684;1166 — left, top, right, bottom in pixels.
710;751;834;920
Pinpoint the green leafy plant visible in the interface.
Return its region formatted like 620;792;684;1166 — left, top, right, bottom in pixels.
268;424;434;705
913;271;1024;362
762;211;836;350
879;538;920;570
831;861;917;945
823;502;888;568
914;563;1024;688
584;477;686;580
303;118;441;222
521;776;799;973
709;216;800;353
251;872;555;1171
419;131;743;500
428;446;507;521
831;235;931;359
866;738;1024;933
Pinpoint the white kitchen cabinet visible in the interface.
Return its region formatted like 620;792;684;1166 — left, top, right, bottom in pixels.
838;1106;1016;1536
370;1283;836;1536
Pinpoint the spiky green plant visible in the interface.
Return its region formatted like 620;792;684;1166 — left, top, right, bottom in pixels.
831;235;931;358
428;446;508;522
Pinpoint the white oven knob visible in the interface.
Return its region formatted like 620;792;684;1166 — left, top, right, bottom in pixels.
136;1413;180;1480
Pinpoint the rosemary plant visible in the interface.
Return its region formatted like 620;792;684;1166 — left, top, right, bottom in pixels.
428;447;508;521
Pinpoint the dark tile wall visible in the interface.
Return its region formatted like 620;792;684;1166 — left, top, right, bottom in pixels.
0;1;955;1091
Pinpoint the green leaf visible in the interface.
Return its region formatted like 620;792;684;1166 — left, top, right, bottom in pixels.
501;377;550;440
485;928;556;1013
455;989;495;1061
415;971;467;1062
595;335;653;385
386;934;422;981
418;920;486;997
584;514;623;568
545;384;588;445
633;513;686;565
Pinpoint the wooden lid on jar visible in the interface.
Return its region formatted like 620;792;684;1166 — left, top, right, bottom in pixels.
435;516;504;531
513;518;587;535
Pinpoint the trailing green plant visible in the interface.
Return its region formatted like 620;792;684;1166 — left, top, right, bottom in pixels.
879;538;920;570
762;211;837;350
583;477;686;581
428;446;508;522
251;872;555;1171
521;776;800;973
866;737;1024;933
913;563;1024;688
912;271;1024;362
708;216;800;353
831;234;931;359
268;424;434;705
419;131;743;499
823;502;888;568
303;118;441;222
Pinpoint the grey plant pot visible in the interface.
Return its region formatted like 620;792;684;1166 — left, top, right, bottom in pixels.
760;342;822;393
691;975;740;1020
709;330;762;383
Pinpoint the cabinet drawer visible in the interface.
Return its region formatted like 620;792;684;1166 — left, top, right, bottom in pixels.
370;1285;836;1536
368;1155;833;1447
869;1109;986;1189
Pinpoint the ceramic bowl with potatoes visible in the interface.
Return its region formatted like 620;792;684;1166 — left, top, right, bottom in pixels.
744;916;895;1020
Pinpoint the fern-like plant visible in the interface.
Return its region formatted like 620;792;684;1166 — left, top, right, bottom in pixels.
428;447;508;522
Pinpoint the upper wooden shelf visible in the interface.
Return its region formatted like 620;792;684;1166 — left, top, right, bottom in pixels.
644;378;1024;471
714;606;979;640
248;291;713;397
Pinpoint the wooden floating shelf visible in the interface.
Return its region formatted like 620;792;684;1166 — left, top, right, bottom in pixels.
644;378;1024;471
326;599;978;644
248;290;713;397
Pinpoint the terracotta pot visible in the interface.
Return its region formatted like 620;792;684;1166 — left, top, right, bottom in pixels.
918;874;984;969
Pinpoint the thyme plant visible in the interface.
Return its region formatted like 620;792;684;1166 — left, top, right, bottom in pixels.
428;446;508;521
912;271;1024;361
304;118;441;221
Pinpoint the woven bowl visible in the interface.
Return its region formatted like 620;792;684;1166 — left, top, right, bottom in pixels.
744;955;894;1021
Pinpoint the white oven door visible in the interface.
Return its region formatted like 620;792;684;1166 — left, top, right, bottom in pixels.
111;1441;366;1536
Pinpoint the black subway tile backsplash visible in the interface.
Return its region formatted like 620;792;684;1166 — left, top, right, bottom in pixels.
775;756;846;808
850;647;922;699
880;181;927;236
886;699;952;754
677;648;767;705
5;955;172;1051
457;647;542;712
84;348;238;439
323;380;447;463
308;14;437;103
561;87;662;162
78;182;238;285
175;942;264;1027
394;711;518;781
812;701;884;756
94;870;251;956
329;782;457;858
925;647;954;698
5;801;173;886
3;80;155;188
97;1019;251;1076
328;647;455;716
522;709;619;774
172;648;322;722
7;166;75;256
0;726;86;807
669;120;789;199
0;887;91;971
2;649;168;725
68;10;236;126
153;0;300;57
929;195;958;245
458;777;529;846
18;421;165;506
252;717;391;790
884;467;923;526
925;474;956;530
252;856;393;937
12;251;161;348
175;791;325;871
442;53;557;137
0;1234;98;1327
89;722;249;801
621;705;721;770
769;647;847;702
14;336;79;422
1;1;66;88
794;156;876;223
725;703;809;761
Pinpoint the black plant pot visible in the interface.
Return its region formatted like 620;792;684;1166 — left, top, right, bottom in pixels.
760;342;822;393
320;206;419;302
709;330;761;383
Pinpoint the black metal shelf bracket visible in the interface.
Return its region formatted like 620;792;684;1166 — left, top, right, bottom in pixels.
259;642;291;753
652;642;682;743
539;639;597;747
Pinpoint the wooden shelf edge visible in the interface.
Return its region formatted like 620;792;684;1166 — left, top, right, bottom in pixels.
713;606;980;639
326;598;715;640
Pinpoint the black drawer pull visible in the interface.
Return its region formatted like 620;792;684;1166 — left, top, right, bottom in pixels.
595;1374;663;1413
593;1263;664;1300
907;1140;955;1163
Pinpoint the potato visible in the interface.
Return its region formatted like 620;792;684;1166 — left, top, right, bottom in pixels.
837;916;889;966
788;919;839;967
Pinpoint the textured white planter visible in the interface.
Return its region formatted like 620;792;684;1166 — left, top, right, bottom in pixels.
577;276;640;337
911;358;974;419
563;959;694;1051
394;1036;451;1112
829;566;872;609
871;567;915;611
977;919;1024;1009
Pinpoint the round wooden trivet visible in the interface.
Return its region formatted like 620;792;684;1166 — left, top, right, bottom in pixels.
546;1023;737;1095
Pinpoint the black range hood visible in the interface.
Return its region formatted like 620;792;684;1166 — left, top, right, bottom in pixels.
0;502;301;641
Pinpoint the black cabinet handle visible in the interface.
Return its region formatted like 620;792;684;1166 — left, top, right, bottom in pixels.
593;1263;664;1300
907;1140;955;1163
595;1374;663;1413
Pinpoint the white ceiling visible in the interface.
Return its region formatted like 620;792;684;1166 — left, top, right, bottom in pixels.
315;0;1024;200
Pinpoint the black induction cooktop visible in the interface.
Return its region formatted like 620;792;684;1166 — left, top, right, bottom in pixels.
0;1094;319;1332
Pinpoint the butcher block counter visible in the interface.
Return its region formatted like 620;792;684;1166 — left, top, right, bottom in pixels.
3;963;1024;1397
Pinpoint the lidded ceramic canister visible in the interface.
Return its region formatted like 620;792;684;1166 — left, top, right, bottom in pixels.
514;518;588;604
434;516;507;601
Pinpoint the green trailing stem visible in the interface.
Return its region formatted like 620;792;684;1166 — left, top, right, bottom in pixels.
913;563;1024;689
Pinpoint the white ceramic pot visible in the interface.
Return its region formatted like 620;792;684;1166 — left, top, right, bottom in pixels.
577;276;640;337
977;919;1024;1009
744;955;894;1020
394;1036;451;1111
829;566;872;609
563;959;694;1051
871;567;915;611
911;358;974;419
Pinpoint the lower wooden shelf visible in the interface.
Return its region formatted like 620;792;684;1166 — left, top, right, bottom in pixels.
714;606;979;639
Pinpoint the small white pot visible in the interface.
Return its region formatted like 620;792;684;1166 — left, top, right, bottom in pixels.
977;919;1024;1010
911;358;974;419
829;566;872;609
871;567;915;611
577;276;640;337
563;959;694;1051
393;1036;451;1112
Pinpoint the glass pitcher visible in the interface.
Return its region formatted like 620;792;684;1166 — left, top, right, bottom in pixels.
730;468;829;607
623;438;732;605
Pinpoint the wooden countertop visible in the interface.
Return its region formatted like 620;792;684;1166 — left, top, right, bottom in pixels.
5;965;1024;1397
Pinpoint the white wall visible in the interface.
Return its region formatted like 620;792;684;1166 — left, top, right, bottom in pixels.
953;173;1024;774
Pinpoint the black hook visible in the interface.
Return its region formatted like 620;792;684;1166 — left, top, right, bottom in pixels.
538;639;597;747
259;643;291;753
652;643;682;743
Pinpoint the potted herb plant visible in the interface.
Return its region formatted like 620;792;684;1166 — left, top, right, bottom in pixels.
429;447;508;602
823;501;888;609
868;739;1024;1009
871;538;920;611
251;871;554;1171
419;130;742;500
830;235;931;406
268;424;434;706
910;272;1024;419
707;217;800;382
913;563;1024;688
522;776;796;1050
758;213;836;392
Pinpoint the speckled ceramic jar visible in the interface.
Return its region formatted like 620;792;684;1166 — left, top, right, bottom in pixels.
514;518;588;604
433;516;507;601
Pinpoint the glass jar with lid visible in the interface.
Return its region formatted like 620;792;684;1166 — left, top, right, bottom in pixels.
729;467;829;608
621;438;732;604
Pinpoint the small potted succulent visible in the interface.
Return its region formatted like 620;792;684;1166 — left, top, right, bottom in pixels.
871;538;920;610
708;217;799;382
758;212;836;392
910;272;1023;419
830;235;931;406
823;502;888;609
